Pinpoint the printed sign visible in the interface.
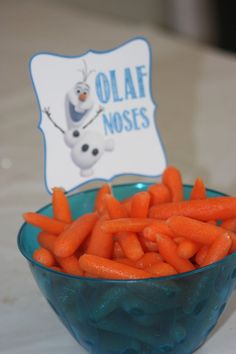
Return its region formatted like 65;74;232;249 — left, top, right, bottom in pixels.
30;37;167;193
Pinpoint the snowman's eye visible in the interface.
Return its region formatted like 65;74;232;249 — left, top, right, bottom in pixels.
73;130;80;137
76;89;80;94
83;92;87;95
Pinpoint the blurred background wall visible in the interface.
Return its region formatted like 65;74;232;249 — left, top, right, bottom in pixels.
69;0;235;52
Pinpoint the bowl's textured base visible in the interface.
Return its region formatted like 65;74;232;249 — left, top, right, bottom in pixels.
29;257;236;354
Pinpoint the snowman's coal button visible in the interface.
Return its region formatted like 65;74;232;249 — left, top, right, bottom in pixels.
92;148;99;156
81;144;89;152
73;130;80;137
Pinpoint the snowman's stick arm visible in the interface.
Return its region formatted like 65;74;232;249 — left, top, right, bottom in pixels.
82;107;104;130
43;107;65;134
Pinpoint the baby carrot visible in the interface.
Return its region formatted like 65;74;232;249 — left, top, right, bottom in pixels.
141;239;159;252
54;212;98;258
86;216;113;259
79;254;152;279
148;183;171;205
101;218;155;233
135;252;163;269
112;241;125;259
23;212;68;234
146;262;177;277
208;220;217;225
195;245;209;266
173;237;186;244
228;231;236;253
57;255;83;276
149;197;236;221
169;216;236;253
143;221;175;241
38;231;57;252
221;218;236;232
104;194;127;219
168;216;223;245
52;187;72;223
116;232;144;261
177;240;200;259
33;247;56;267
121;197;132;216
190;178;206;200
115;258;138;267
201;232;232;267
50;266;63;272
162;166;183;202
130;191;150;218
95;184;111;214
155;233;195;273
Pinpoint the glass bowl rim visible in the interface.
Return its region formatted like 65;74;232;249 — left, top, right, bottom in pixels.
17;182;236;284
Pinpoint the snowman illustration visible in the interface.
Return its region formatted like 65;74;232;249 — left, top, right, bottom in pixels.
43;60;114;177
65;60;94;129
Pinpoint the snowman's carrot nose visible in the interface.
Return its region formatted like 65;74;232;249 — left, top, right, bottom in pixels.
79;92;87;101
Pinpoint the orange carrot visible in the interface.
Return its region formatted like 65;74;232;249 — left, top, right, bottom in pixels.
150;197;236;221
116;232;144;261
168;216;223;245
50;266;63;272
54;212;98;258
146;262;177;277
202;232;232;267
33;247;56;267
95;184;111;214
135;252;163;269
195;245;209;266
221;218;236;232
130;191;150;218
101;218;156;233
112;241;125;259
104;194;127;219
173;236;186;244
177;240;200;259
76;233;92;256
169;216;236;254
137;234;149;252
148;183;171;205
121;197;132;216
52;187;72;223
23;212;68;234
115;258;137;267
79;254;152;279
208;220;217;225
143;221;175;241
155;233;195;273
162;166;183;202
84;272;97;278
57;255;83;276
190;178;206;200
38;232;57;252
141;239;159;252
86;216;113;259
228;232;236;253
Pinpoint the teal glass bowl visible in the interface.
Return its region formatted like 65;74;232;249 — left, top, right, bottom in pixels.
17;184;236;354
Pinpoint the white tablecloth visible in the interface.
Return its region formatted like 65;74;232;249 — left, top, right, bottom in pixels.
1;1;236;353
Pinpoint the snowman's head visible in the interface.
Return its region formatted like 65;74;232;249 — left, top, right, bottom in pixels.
74;82;90;103
67;81;93;112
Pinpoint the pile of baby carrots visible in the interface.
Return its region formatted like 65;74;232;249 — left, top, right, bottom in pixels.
23;166;236;280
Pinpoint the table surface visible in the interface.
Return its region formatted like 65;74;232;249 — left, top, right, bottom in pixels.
1;1;236;353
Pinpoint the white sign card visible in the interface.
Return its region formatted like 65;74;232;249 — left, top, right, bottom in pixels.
30;37;167;193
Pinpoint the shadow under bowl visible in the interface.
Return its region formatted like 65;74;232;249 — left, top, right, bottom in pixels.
18;183;236;354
